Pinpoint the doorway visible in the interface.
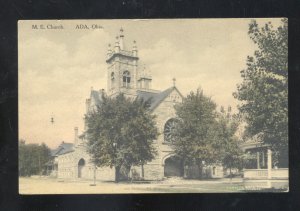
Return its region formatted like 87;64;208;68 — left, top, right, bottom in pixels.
78;158;85;178
164;156;184;177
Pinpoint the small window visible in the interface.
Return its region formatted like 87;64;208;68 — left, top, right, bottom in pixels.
111;72;115;88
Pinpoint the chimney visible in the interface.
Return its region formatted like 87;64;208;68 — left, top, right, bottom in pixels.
74;127;78;146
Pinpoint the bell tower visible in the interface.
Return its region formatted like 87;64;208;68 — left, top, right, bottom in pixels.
106;28;139;97
138;64;152;90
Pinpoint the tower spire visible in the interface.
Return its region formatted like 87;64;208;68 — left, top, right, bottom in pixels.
107;43;112;58
172;78;176;87
132;40;138;57
119;27;124;50
114;36;120;53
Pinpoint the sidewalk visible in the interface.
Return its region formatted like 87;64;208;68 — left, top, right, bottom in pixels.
19;176;246;194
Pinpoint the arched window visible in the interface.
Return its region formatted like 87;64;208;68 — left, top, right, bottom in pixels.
212;166;216;175
111;72;115;80
164;118;179;143
123;71;131;88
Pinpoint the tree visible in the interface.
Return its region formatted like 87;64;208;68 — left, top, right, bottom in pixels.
85;93;159;182
217;108;243;176
173;88;220;178
233;19;288;167
18;140;51;176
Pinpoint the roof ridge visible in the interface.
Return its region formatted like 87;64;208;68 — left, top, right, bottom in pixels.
148;86;176;111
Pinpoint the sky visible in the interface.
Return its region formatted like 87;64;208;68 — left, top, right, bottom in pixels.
18;18;283;148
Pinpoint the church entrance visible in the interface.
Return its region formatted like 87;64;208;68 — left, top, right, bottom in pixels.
164;156;184;177
78;158;85;178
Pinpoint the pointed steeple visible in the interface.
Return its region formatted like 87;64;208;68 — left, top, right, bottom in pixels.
107;43;112;58
119;27;124;50
132;40;138;57
114;36;120;53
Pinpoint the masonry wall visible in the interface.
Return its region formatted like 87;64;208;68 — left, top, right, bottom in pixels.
57;145;115;181
57;87;224;181
142;89;181;180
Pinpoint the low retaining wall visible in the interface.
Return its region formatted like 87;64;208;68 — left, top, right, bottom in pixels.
244;168;288;179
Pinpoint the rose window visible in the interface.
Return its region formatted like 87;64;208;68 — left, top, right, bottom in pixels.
164;118;178;143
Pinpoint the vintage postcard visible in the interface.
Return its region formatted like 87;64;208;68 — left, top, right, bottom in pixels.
18;19;288;194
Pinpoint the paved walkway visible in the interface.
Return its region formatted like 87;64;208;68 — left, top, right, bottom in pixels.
19;177;246;194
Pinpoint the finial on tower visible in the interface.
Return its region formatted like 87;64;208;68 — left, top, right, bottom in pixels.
119;28;124;50
133;40;136;48
107;43;112;58
172;78;176;87
132;40;138;56
115;36;119;46
114;36;120;52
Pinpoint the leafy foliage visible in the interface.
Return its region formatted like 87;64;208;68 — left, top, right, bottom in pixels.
217;109;243;171
85;94;158;181
233;19;288;166
173;89;219;173
173;89;244;178
19;140;51;176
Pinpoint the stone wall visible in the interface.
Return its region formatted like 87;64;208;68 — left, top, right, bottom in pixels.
96;167;115;181
57;87;226;181
57;152;76;179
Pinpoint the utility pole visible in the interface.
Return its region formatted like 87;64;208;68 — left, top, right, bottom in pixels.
140;160;144;180
113;142;119;183
38;152;41;177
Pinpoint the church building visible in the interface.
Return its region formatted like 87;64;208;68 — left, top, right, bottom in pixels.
53;28;223;181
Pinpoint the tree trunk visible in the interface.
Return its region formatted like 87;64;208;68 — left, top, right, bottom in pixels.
197;163;203;179
141;164;144;179
120;164;131;181
115;165;120;183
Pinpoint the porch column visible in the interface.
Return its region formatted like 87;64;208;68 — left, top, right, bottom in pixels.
267;148;272;179
256;151;260;169
262;151;265;167
267;148;272;188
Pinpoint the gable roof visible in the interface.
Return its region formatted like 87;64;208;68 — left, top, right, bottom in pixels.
51;142;74;156
88;86;183;112
137;86;183;111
